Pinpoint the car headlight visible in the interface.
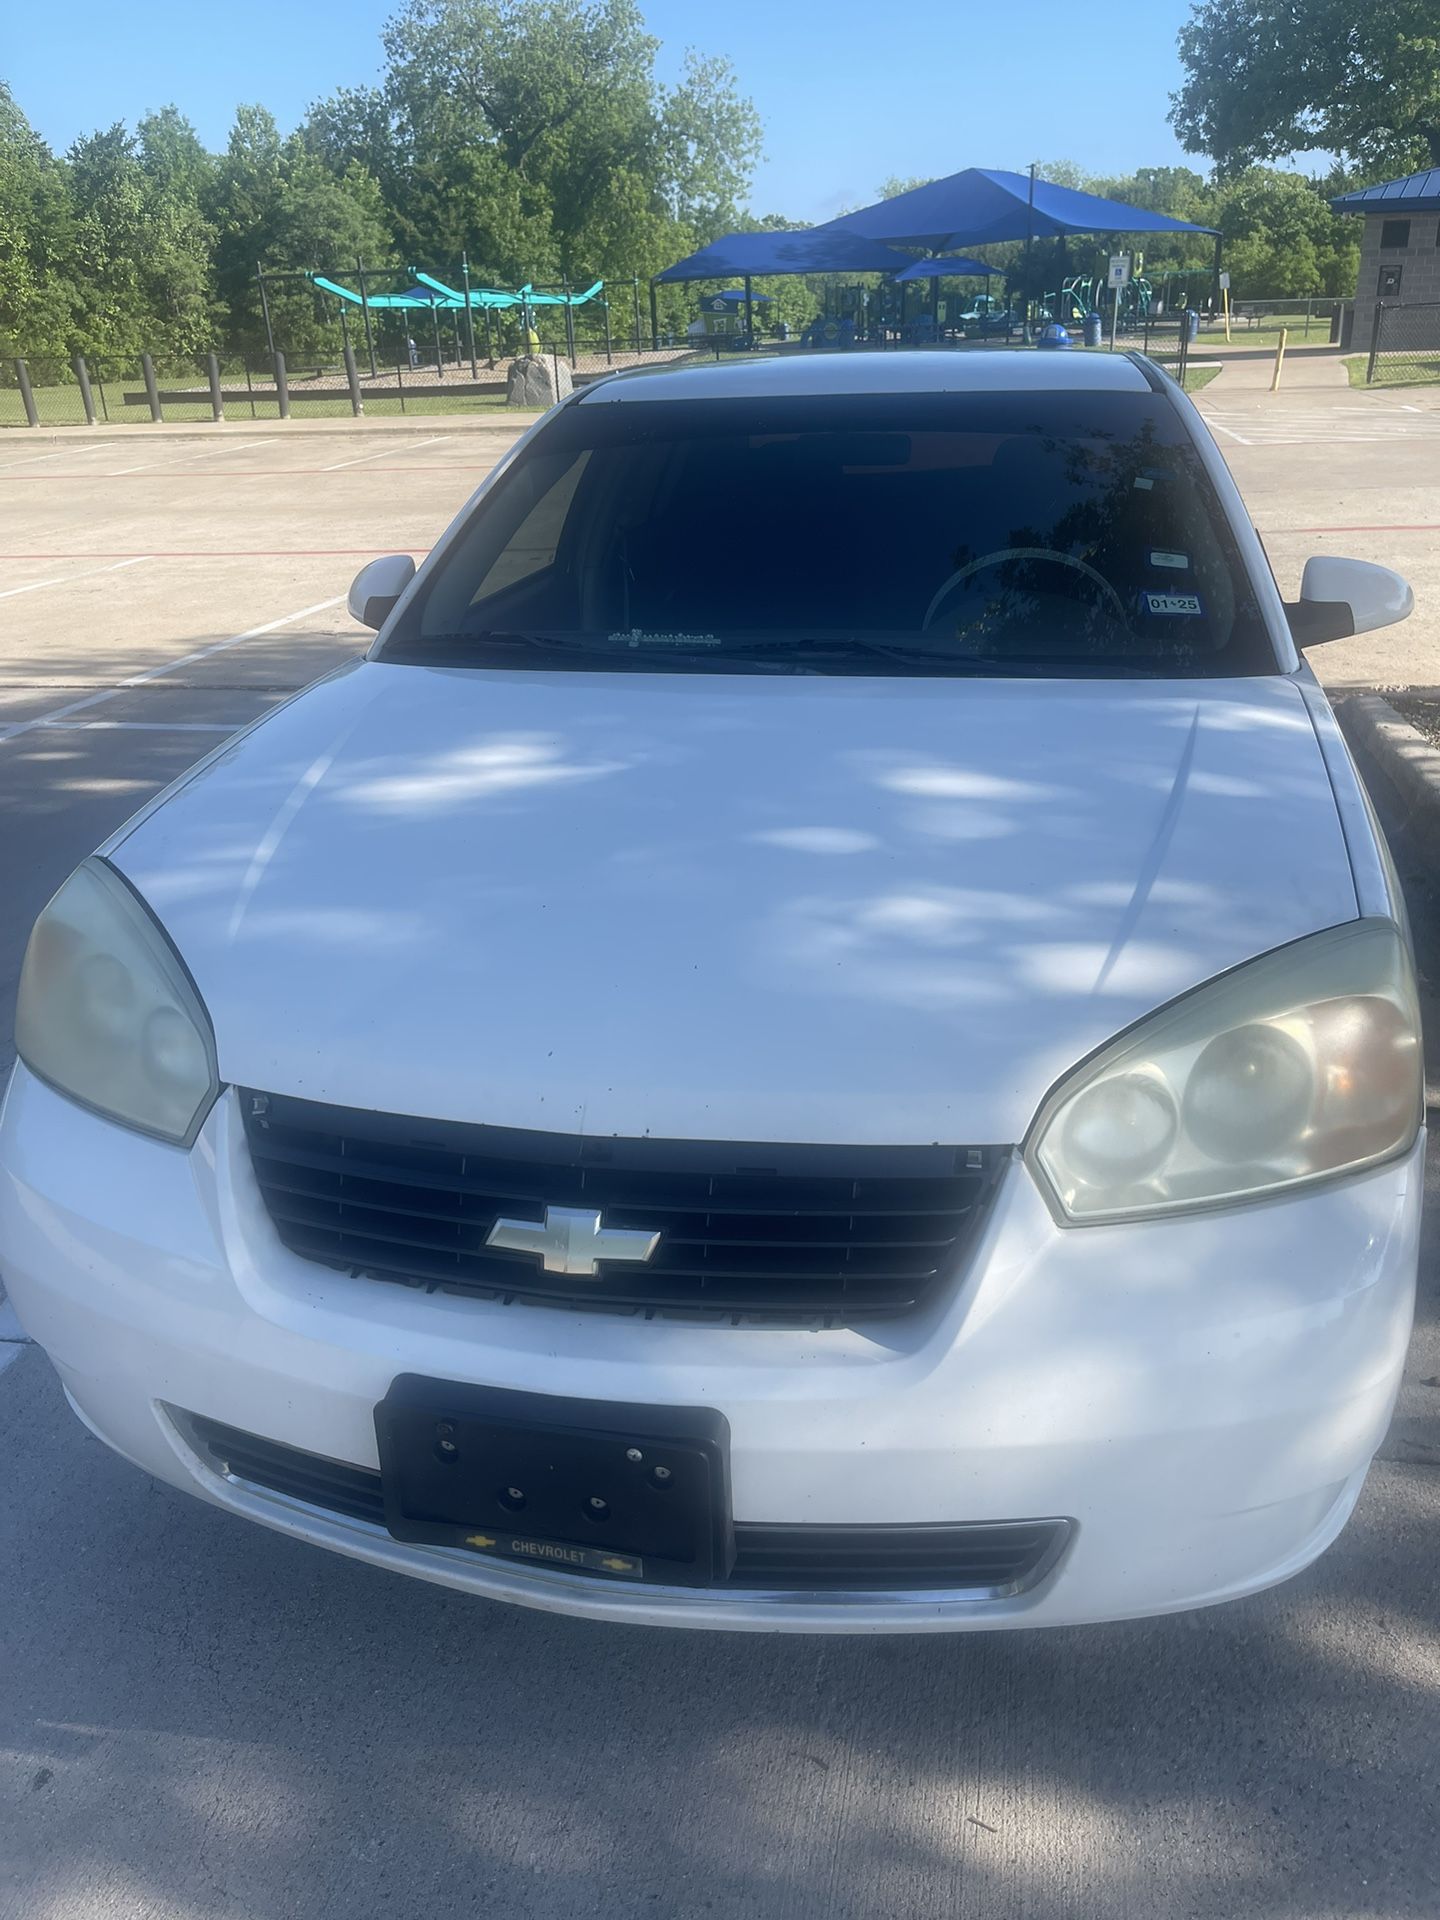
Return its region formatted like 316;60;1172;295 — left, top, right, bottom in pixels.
1028;919;1422;1224
15;858;220;1147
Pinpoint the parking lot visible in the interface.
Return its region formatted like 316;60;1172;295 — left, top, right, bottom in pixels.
2;386;1439;1919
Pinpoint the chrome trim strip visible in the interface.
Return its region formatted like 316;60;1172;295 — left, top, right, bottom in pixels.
162;1408;1074;1626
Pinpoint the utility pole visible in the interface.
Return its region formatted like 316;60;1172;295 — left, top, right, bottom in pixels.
1022;162;1037;343
461;253;479;378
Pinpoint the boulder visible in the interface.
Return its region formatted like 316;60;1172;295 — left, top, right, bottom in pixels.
506;354;574;408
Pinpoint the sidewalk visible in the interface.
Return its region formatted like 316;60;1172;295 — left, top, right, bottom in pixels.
1198;340;1351;396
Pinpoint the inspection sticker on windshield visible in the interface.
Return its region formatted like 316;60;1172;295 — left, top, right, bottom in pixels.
1149;550;1190;570
1141;591;1204;617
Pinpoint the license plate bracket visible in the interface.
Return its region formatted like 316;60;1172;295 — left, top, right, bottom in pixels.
375;1377;733;1587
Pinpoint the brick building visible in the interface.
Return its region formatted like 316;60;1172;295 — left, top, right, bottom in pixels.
1332;167;1440;352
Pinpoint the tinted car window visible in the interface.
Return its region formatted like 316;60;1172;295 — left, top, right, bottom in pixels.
378;389;1277;677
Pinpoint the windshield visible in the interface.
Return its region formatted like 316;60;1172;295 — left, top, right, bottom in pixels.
377;389;1277;677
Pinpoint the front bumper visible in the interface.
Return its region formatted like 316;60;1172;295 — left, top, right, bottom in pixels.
0;1064;1422;1632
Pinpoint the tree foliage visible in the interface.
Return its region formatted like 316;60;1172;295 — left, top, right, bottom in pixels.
0;2;1400;370
1172;0;1440;174
0;0;759;364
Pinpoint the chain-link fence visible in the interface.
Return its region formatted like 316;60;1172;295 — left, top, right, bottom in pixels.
1366;302;1440;386
7;306;1225;428
1135;314;1192;385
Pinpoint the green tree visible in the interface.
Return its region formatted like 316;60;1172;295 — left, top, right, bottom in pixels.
0;83;79;367
207;106;390;355
1210;167;1360;294
308;0;759;288
1172;0;1440;174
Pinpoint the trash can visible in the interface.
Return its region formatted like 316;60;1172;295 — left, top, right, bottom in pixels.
1037;322;1073;350
1082;311;1103;348
1185;309;1200;343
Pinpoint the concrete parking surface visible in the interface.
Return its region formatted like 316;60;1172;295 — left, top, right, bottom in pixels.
1;381;1439;1919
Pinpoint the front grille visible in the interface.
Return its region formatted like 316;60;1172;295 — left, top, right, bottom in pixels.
242;1091;1000;1325
183;1414;1068;1596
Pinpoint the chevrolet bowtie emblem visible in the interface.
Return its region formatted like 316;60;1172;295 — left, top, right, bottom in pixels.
485;1205;661;1277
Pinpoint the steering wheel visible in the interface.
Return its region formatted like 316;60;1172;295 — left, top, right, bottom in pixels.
922;547;1127;632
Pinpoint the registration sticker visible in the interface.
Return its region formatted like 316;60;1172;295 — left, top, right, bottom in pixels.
1141;591;1204;617
1149;550;1190;570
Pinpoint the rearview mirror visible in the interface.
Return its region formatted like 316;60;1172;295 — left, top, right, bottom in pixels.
348;554;417;632
1287;555;1414;649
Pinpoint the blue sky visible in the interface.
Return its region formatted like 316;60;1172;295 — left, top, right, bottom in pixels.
13;0;1207;221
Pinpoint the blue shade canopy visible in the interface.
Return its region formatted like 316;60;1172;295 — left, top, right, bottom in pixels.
1331;168;1440;215
892;255;1000;281
830;168;1218;250
655;228;918;282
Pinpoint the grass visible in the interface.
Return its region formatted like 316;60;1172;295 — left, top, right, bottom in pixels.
1183;365;1222;392
1193;324;1333;351
1344;353;1440;390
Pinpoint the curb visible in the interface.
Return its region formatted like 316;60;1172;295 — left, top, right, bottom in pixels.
0;416;541;448
1337;693;1440;861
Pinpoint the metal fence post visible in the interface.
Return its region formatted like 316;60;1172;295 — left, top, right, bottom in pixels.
14;359;39;426
1366;304;1386;385
206;353;224;422
243;362;257;420
461;254;478;378
257;269;276;357
343;343;364;417
396;362;407;414
141;353;162;422
273;351;290;419
603;299;613;364
73;354;97;425
563;282;577;366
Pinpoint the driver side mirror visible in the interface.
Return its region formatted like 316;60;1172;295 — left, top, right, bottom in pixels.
1287;555;1413;649
348;553;416;632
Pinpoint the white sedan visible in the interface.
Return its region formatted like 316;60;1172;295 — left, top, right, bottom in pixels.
0;351;1422;1631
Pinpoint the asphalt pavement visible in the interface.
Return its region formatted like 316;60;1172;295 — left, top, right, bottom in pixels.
1;397;1439;1919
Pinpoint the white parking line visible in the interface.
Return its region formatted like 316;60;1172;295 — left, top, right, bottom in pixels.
36;719;248;733
0;595;347;744
0;442;115;474
0;556;150;601
321;435;448;472
1202;417;1252;446
109;438;280;476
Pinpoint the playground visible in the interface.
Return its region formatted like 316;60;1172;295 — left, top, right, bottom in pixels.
2;167;1287;428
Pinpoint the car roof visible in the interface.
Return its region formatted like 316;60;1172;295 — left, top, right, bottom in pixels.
577;348;1156;404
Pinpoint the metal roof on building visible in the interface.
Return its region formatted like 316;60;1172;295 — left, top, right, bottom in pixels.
1331;169;1440;215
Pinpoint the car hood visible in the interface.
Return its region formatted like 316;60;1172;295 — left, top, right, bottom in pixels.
112;661;1357;1145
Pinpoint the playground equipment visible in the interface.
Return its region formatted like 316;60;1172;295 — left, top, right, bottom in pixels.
296;270;606;373
1046;272;1155;332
